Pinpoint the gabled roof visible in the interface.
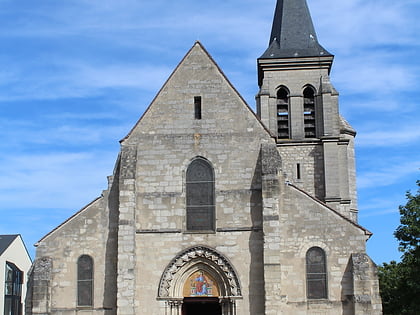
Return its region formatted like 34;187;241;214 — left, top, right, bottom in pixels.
260;0;332;59
36;196;103;245
0;234;19;256
121;41;274;143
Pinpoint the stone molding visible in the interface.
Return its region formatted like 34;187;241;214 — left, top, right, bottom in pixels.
158;246;242;298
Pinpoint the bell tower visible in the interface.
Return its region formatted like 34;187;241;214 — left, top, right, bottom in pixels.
256;0;359;221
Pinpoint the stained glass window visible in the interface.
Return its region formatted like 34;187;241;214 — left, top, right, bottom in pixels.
186;158;215;231
306;247;327;299
77;255;93;307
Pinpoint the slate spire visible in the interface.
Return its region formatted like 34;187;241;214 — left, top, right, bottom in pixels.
261;0;332;58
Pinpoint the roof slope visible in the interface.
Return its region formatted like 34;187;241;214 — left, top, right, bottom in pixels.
0;234;19;255
261;0;332;58
122;41;273;143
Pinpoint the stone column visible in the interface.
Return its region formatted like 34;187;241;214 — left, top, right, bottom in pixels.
219;297;235;315
25;257;52;315
168;300;182;315
117;145;137;315
322;138;341;209
351;253;383;315
261;143;283;314
338;139;352;218
289;94;304;140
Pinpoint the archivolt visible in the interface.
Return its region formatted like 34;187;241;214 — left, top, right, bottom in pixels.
157;246;242;298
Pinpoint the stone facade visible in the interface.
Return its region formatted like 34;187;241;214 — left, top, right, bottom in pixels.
26;1;382;314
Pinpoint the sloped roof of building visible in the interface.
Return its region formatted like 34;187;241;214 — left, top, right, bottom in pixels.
288;183;372;237
260;0;332;59
0;234;19;256
121;41;275;143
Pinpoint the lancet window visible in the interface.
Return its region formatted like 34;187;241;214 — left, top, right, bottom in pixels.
306;247;327;299
186;158;215;231
77;255;94;307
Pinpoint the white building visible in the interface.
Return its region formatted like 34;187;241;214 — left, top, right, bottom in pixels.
0;235;32;315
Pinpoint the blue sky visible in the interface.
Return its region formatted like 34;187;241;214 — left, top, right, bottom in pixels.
0;0;419;264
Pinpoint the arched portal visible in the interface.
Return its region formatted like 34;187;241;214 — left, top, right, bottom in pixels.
158;246;242;315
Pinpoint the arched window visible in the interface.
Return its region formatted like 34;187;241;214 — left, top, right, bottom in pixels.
306;247;327;299
186;158;215;231
77;255;93;307
303;86;316;138
277;87;289;139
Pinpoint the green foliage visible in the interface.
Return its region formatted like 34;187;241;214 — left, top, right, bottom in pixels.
394;180;420;257
378;180;420;315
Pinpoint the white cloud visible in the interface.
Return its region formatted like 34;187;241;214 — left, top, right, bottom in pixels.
0;117;130;148
0;60;173;101
333;56;418;96
357;160;420;189
0;151;116;209
311;0;420;51
356;124;420;147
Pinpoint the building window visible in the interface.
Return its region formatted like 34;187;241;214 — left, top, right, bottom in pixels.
194;96;202;120
186;158;215;231
306;247;327;299
296;163;301;180
77;255;93;307
4;262;23;315
303;86;316;138
276;87;289;139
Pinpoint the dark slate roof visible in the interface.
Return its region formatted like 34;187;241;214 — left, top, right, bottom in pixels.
261;0;333;58
0;235;19;256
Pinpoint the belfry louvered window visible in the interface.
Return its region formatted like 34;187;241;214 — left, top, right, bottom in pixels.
186;158;215;231
277;87;289;139
303;86;316;138
306;247;327;299
77;255;93;307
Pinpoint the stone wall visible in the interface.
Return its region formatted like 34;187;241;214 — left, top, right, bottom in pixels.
30;194;118;314
119;42;274;315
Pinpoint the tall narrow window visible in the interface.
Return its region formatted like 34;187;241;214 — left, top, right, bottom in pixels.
4;262;23;315
306;247;327;299
277;87;289;139
186;158;215;231
303;86;316;138
77;255;93;307
194;96;202;120
296;163;301;180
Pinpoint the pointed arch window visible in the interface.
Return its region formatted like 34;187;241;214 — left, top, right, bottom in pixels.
77;255;93;307
303;86;316;138
306;247;327;299
277;87;289;139
186;158;215;231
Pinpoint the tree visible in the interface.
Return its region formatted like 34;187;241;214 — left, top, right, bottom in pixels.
394;180;420;258
378;180;420;315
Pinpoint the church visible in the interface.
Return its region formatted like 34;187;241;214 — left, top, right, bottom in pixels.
26;0;382;314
